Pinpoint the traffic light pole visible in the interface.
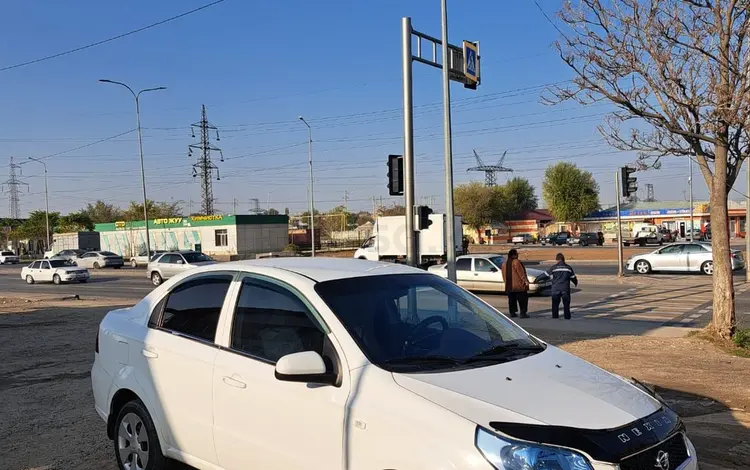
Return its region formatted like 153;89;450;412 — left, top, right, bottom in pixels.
402;17;417;268
615;172;624;277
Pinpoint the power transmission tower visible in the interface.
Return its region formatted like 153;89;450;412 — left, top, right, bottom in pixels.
343;190;350;211
2;158;27;218
467;149;512;186
645;184;655;202
189;105;224;215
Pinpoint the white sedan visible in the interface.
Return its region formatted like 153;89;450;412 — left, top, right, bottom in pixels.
92;258;697;470
21;258;90;284
626;242;744;275
428;254;551;293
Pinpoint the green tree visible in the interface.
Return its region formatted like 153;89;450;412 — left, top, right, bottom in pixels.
454;182;502;240
355;212;374;226
541;163;599;223
266;208;280;216
497;177;538;221
81;200;123;224
58;211;94;232
14;211;60;240
545;0;749;338
377;204;406;216
124;200;183;221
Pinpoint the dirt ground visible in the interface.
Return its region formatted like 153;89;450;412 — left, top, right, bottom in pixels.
1;297;748;470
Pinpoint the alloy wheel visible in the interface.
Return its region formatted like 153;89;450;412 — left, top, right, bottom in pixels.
702;261;713;275
117;412;149;470
635;260;651;274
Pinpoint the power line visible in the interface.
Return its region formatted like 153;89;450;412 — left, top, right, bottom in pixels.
0;0;230;73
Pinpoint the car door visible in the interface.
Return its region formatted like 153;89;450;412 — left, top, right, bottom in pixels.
472;257;502;291
159;254;179;278
39;260;54;281
212;274;348;470
652;245;686;271
77;253;93;268
27;261;41;279
683;243;710;271
454;257;473;289
141;272;236;466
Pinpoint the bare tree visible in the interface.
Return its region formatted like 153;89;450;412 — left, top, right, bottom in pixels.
545;0;750;339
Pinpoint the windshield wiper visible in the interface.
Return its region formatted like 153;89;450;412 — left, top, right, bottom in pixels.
464;343;546;363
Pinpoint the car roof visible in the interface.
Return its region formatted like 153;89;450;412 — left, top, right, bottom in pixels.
457;253;504;259
187;257;425;282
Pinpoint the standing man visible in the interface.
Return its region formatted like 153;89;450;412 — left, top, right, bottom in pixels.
502;249;529;318
547;253;578;319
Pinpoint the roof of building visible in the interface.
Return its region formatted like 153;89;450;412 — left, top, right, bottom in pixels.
516;209;553;221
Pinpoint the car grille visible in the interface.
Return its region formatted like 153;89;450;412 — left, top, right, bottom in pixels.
619;433;688;470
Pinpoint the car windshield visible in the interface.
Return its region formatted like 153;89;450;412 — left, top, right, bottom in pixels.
488;256;505;267
315;273;542;372
100;251;118;257
182;252;212;263
1;251;14;256
49;260;69;268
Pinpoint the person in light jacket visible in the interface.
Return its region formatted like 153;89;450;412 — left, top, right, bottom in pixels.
501;249;529;318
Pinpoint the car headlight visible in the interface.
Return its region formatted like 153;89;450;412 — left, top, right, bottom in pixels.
476;428;593;470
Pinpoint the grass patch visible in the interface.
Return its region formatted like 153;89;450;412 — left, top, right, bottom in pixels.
687;329;750;359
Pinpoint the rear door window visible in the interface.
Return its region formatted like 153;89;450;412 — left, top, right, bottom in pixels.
456;258;472;271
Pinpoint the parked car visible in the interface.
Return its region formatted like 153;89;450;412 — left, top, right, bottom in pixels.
567;232;602;246
76;251;124;269
427;253;551;293
540;231;570;246
146;250;216;286
511;233;535;244
21;259;90;284
47;248;86;262
0;250;19;264
92;258;698;470
129;250;166;268
626;242;744;275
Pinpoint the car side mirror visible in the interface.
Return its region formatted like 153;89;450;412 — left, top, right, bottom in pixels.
274;351;336;385
490;267;497;272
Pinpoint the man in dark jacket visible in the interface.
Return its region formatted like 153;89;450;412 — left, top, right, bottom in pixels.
547;253;578;319
502;249;529;318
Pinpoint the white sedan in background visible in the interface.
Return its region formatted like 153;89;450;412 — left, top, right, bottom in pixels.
626;242;744;275
428;253;551;293
21;258;90;284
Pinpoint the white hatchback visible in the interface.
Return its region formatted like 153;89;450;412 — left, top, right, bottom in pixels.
92;258;697;470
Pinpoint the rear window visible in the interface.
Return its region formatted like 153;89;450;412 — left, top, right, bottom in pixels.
101;251;118;256
1;251;14;256
49;260;69;268
183;252;212;263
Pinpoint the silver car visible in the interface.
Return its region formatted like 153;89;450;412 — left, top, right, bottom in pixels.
427;253;551;293
146;251;216;286
129;250;166;268
48;249;86;262
626;242;744;275
76;251;125;269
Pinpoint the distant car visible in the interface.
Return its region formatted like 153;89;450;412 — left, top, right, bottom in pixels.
540;231;570;246
146;251;216;286
427;253;551;294
626;242;744;275
568;232;602;246
0;250;19;264
129;250;166;268
76;251;124;269
46;249;86;262
511;233;535;245
21;259;90;284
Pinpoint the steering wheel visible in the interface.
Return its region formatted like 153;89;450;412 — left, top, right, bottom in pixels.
402;315;449;355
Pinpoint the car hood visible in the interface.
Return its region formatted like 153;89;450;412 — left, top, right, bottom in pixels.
392;345;660;430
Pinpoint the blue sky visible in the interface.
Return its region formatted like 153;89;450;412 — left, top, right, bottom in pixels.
0;0;720;217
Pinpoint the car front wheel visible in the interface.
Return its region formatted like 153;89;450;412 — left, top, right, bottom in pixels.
114;399;167;470
131;259;138;268
53;274;61;285
635;260;652;274
25;275;34;284
701;261;713;275
151;272;162;286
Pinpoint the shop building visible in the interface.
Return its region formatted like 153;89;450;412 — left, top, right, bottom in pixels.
94;214;289;260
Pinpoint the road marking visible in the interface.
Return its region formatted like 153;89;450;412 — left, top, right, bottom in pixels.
689;314;702;319
680;318;693;323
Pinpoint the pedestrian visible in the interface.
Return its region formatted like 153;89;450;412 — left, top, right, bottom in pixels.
547;253;578;319
501;248;529;318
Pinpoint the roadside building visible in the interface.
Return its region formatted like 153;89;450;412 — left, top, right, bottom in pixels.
94;214;289;260
463;209;554;244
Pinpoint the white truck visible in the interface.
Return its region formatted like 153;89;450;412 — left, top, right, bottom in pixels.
43;231;101;259
353;214;464;266
621;223;665;247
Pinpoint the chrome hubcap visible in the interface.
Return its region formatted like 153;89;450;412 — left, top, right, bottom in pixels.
636;262;649;273
704;262;713;274
117;413;149;470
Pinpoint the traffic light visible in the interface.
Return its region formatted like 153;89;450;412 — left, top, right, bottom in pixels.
620;166;637;198
387;154;404;196
416;205;433;230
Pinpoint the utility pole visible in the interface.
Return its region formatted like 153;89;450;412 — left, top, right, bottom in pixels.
99;79;165;256
402;17;418;267
27;157;50;249
189;105;224;215
688;158;694;242
3;158;27;219
746;157;750;282
615;173;624;277
232;197;237;215
299;116;316;257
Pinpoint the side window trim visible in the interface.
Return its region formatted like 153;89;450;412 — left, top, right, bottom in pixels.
147;270;240;346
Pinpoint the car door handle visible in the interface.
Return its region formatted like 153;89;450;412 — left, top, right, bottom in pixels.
222;375;247;389
142;349;158;359
474;273;478;276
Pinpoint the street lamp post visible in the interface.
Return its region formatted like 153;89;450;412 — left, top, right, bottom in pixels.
298;117;315;257
27;157;50;250
99;79;165;257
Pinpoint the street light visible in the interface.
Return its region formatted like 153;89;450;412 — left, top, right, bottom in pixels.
27;157;50;250
298;116;315;257
99;79;166;257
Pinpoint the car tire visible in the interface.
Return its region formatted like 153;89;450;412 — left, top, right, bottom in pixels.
131;259;138;268
93;262;101;269
635;260;652;274
114;399;167;470
53;274;61;285
25;275;34;284
701;261;713;275
79;279;88;283
114;266;121;270
151;272;162;287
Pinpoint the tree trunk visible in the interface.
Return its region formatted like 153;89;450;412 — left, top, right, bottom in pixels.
709;151;736;339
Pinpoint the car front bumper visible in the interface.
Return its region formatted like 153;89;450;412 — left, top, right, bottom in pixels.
62;272;90;282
